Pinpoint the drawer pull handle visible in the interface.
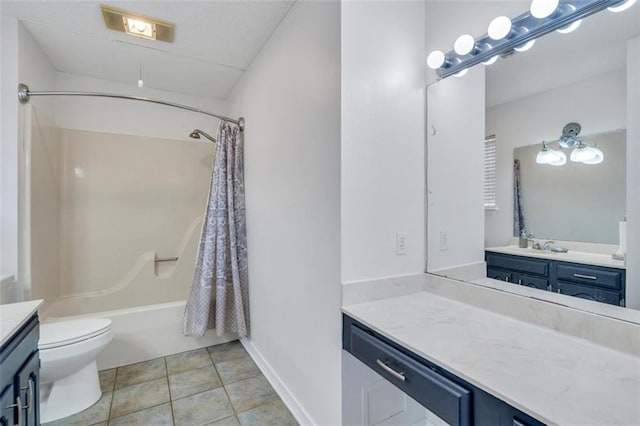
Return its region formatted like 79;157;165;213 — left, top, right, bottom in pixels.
376;359;406;382
573;273;597;280
7;396;23;426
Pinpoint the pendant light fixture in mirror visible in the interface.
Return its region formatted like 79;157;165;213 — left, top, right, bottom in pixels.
536;122;604;166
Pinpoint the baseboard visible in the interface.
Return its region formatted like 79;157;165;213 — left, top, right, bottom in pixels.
240;337;314;425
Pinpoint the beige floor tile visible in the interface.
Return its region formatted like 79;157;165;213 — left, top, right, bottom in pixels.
208;341;248;364
99;368;116;392
110;377;170;419
225;375;279;413
206;415;240;425
237;400;297;426
115;357;167;390
42;391;112;426
108;403;173;426
166;348;213;375
172;388;234;426
169;364;222;400
215;356;260;385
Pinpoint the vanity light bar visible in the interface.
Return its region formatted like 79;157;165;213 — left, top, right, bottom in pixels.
432;0;631;79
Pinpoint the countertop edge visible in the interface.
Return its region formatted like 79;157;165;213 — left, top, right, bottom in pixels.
1;300;44;348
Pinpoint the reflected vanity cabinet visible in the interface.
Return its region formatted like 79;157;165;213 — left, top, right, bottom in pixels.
485;252;626;307
0;315;40;426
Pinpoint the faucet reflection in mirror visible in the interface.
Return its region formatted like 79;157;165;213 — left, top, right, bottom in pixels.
426;0;637;79
536;122;604;166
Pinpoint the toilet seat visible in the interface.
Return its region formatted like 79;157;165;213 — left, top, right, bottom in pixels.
39;318;112;350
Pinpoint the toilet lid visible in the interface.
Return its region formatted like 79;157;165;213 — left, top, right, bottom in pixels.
39;318;112;350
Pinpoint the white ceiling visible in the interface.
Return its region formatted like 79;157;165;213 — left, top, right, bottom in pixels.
486;5;640;107
1;1;296;99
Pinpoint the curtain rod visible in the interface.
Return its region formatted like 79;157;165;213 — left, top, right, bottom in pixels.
17;83;245;131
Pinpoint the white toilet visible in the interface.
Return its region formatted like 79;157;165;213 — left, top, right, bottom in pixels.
38;318;113;423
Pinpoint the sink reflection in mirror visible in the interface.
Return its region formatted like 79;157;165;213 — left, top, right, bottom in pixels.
425;0;639;314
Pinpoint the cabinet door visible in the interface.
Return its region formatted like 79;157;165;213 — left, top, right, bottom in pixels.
487;267;514;283
556;282;621;306
15;352;39;426
0;385;16;426
514;274;549;291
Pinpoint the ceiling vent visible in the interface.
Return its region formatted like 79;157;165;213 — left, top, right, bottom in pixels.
101;5;174;43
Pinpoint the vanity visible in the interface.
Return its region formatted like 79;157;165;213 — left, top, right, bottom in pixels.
0;301;42;426
341;275;640;426
485;247;626;307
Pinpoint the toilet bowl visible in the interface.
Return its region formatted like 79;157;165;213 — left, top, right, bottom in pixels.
38;318;113;423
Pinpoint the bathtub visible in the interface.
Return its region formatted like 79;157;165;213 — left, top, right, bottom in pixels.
42;300;237;370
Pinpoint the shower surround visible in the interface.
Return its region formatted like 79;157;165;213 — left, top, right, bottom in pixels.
28;123;236;368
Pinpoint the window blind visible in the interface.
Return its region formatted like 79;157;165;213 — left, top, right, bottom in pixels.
484;135;497;209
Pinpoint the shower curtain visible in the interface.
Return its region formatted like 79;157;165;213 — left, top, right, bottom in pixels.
513;159;526;236
183;121;249;337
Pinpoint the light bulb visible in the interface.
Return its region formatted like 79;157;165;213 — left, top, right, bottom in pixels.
454;34;476;55
138;79;144;88
530;0;559;18
454;69;468;78
582;147;604;164
557;19;582;34
608;0;637;12
548;151;567;166
570;145;597;163
482;55;499;65
488;16;512;41
514;40;536;52
427;50;446;70
536;143;563;164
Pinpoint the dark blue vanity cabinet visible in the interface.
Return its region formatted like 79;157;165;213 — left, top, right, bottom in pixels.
343;315;545;426
486;252;626;307
0;315;40;426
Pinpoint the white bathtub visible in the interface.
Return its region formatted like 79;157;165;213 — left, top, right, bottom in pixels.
43;300;237;370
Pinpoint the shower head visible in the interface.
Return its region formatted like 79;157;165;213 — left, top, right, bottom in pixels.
189;129;216;143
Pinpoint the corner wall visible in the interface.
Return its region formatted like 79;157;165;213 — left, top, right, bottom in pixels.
226;2;342;424
1;19;57;302
341;0;426;283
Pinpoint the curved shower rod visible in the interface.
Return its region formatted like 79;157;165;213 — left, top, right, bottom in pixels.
17;83;245;131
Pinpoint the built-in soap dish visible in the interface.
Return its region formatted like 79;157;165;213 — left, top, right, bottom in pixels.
550;247;568;253
612;253;625;261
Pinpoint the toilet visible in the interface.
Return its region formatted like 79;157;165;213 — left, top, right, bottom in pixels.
38;318;113;423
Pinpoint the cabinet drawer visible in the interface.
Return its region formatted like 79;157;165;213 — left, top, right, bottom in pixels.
556;282;621;306
486;253;549;277
350;325;471;426
555;264;622;290
487;268;514;283
515;274;548;291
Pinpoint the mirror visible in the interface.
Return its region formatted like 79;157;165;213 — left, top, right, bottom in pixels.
426;1;639;315
512;130;626;244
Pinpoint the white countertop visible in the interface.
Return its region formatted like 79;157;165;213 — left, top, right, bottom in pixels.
0;300;43;347
343;292;640;426
486;245;625;269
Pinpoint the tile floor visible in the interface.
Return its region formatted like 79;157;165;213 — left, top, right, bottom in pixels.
43;341;298;426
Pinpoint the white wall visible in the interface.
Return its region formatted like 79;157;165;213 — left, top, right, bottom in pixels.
486;70;627;247
226;1;342;424
426;67;486;272
1;17;20;286
341;0;426;283
1;19;57;301
54;72;227;140
626;36;640;309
